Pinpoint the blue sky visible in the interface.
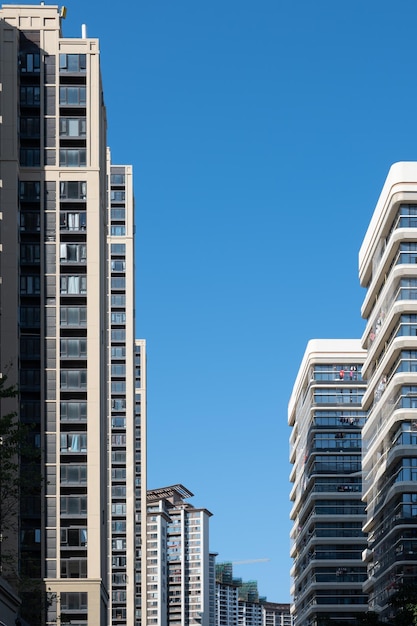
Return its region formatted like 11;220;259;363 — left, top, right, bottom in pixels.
44;0;417;601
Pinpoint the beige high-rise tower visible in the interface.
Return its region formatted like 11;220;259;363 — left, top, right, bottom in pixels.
0;4;146;625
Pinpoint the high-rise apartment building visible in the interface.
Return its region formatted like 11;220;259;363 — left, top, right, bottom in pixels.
288;340;368;626
146;484;214;626
359;161;417;620
0;4;145;625
237;581;263;626
261;602;292;626
216;562;240;626
215;563;292;626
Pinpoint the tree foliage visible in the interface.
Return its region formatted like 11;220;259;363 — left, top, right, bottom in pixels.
389;583;417;626
0;376;41;559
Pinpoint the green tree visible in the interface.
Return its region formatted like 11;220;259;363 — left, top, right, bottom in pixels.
0;372;43;624
389;583;417;626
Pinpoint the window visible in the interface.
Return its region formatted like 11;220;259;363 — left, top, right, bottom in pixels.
60;338;87;358
112;399;127;411
111;467;126;479
20;306;41;327
61;464;87;484
60;369;87;390
111;347;126;359
111;277;125;290
20;337;40;357
111;329;126;342
110;174;125;185
111;434;126;446
111;312;126;325
112;364;126;376
20;117;40;137
111;260;126;273
111;243;126;255
59;54;87;73
20;369;40;388
60;117;87;138
60;181;87;199
112;451;126;464
21;243;41;263
60;558;87;578
60;243;87;263
111;225;126;236
19;181;41;201
60;86;87;106
112;504;127;516
111;381;126;393
60;306;87;326
20;275;40;295
20;148;41;167
60;149;86;167
112;557;127;569
20;85;40;106
60;592;88;610
111;294;126;307
60;401;87;421
20;528;41;546
60;275;87;295
396;242;417;265
110;209;126;222
20;52;40;73
111;190;126;201
60;496;87;515
60;433;87;453
20;212;40;232
112;417;126;428
60;211;86;231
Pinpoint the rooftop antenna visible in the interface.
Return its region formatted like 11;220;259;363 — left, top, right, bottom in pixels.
81;24;87;38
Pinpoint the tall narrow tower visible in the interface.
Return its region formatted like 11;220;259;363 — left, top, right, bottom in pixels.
0;5;145;625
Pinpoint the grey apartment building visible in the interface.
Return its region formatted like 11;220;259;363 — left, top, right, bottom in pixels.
289;340;368;626
0;4;146;625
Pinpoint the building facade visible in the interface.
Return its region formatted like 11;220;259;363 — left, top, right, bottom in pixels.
146;485;214;626
359;162;417;620
216;562;240;626
261;602;292;626
0;5;145;625
288;340;368;626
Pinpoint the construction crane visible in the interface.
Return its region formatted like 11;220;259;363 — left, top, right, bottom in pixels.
231;558;270;565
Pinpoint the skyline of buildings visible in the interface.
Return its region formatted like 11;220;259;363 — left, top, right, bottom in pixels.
7;3;417;626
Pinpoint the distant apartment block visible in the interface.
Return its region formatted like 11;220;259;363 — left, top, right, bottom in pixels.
216;562;292;626
289;340;368;626
261;602;292;626
146;485;214;626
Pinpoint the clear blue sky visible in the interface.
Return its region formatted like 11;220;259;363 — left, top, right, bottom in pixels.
40;0;417;602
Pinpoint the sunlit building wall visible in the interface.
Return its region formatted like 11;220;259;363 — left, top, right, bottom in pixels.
0;5;144;624
146;485;213;626
359;162;417;620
